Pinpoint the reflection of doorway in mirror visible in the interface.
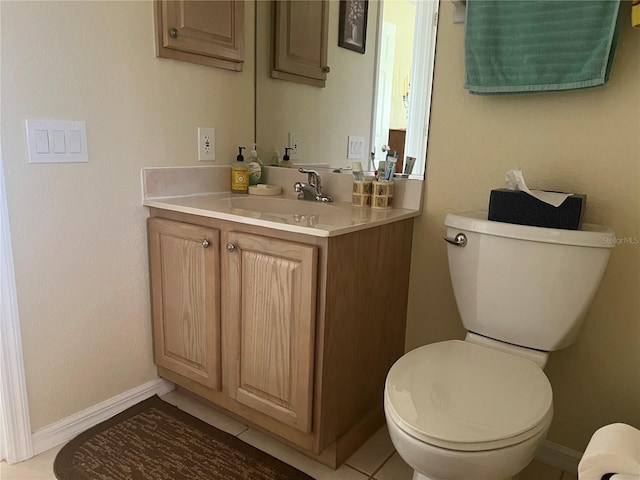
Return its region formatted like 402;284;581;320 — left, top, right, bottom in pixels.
373;1;415;168
371;0;438;177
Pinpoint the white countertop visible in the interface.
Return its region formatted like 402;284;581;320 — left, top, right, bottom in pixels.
144;192;420;237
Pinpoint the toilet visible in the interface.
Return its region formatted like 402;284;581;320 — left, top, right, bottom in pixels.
384;211;615;480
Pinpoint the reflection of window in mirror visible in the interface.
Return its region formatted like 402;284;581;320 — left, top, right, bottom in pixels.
371;0;438;178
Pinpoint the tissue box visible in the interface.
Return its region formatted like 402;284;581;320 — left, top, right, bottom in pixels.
488;189;586;230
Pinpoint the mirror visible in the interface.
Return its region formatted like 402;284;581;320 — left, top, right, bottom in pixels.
255;0;438;179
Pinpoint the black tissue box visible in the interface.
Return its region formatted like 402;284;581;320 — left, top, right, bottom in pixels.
488;189;586;230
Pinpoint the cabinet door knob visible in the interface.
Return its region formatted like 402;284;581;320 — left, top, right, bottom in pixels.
201;239;209;248
169;27;179;39
226;243;236;252
322;66;331;73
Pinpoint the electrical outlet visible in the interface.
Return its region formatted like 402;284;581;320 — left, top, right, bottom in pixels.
347;135;365;159
198;127;216;161
288;132;300;160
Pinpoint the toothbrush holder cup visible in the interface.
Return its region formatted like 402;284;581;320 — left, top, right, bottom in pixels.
352;180;373;207
372;180;394;209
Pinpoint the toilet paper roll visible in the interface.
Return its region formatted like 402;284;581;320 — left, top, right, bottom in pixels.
578;423;640;480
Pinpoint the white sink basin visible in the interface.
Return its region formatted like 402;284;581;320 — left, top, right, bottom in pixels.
223;197;340;216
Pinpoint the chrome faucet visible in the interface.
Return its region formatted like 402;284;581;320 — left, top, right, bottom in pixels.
294;168;332;202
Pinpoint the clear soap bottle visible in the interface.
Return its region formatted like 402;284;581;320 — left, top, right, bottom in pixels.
248;144;264;185
271;146;282;166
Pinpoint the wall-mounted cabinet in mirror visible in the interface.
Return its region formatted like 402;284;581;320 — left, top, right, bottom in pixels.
255;0;438;178
272;1;330;87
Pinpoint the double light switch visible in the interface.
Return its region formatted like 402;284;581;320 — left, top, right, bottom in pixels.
26;119;88;163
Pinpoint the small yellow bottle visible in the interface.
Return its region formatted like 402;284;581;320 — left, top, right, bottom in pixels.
231;146;249;193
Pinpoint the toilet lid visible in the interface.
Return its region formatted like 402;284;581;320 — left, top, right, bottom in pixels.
385;340;553;451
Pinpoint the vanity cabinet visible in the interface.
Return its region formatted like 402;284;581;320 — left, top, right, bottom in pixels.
272;0;330;87
153;0;245;72
146;209;414;468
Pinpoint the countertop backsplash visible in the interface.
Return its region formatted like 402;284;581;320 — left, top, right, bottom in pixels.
142;165;423;211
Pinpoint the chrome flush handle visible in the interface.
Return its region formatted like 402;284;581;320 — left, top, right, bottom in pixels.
443;233;467;247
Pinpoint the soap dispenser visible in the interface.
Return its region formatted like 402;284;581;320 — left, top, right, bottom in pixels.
281;147;293;168
271;146;282;166
231;146;249;193
248;144;264;185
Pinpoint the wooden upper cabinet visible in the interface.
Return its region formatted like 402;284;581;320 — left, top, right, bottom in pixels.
148;218;222;390
272;0;329;87
224;231;317;433
154;0;244;72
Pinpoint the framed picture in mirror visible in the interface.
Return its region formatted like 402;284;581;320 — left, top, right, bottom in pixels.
338;0;368;54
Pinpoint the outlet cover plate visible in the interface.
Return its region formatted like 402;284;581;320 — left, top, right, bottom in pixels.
288;132;300;160
198;127;216;161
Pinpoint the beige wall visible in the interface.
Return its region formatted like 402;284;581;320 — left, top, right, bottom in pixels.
255;0;378;167
1;1;254;430
408;0;640;452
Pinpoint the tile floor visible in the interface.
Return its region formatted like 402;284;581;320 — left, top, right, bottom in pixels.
1;389;578;480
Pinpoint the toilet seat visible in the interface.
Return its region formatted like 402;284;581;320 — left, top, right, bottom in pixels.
385;340;553;452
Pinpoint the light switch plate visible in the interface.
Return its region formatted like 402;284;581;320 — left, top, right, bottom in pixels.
25;119;88;163
347;136;365;159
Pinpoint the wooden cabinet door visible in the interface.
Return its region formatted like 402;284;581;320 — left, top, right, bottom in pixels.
148;218;221;390
154;0;244;71
224;232;317;433
272;0;329;87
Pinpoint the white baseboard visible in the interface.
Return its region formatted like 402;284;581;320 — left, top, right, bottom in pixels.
536;439;582;475
31;378;174;457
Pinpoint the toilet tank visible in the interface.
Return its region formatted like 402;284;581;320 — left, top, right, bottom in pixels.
445;211;615;351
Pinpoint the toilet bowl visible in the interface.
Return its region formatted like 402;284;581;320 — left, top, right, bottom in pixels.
386;416;549;480
384;211;614;480
385;341;553;480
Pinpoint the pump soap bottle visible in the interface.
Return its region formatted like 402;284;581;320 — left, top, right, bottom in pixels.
271;146;282;166
231;146;249;193
248;144;264;185
281;147;293;168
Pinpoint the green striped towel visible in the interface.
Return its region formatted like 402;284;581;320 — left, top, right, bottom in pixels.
465;0;621;95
